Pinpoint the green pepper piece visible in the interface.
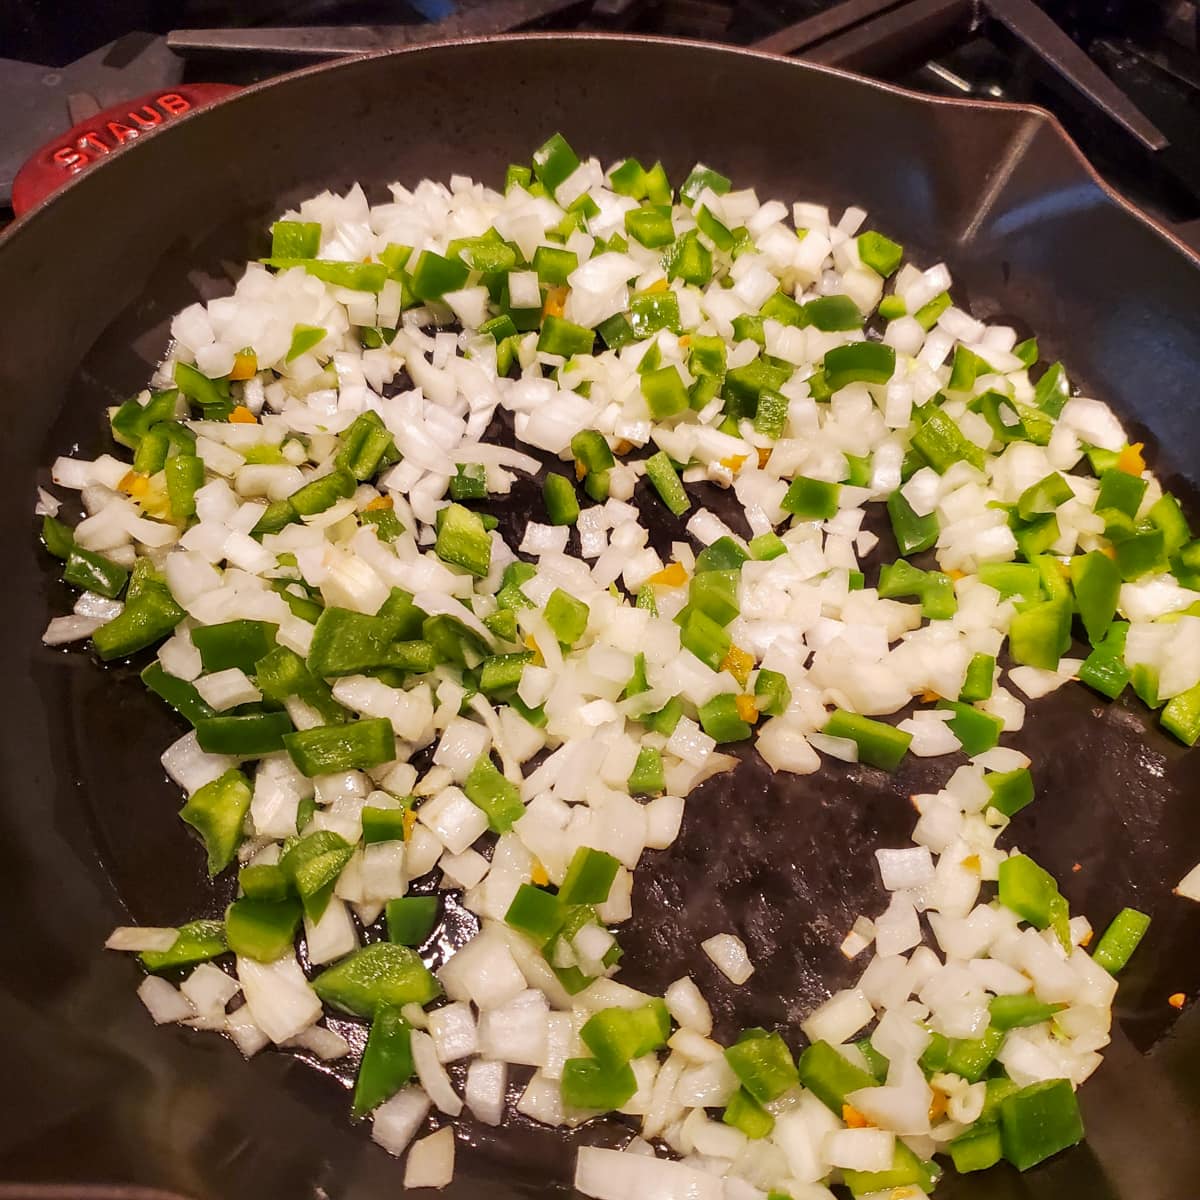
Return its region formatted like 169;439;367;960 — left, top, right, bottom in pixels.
337;410;395;481
985;767;1035;817
92;585;184;660
680;163;731;206
434;502;492;577
999;1078;1084;1170
679;608;731;671
193;620;278;673
542;473;581;526
64;546;129;599
140;661;216;726
688;569;740;627
1162;680;1200;746
194;712;294;756
1079;621;1131;699
802;295;862;332
1070;550;1120;645
1092;907;1150;974
163;452;205;521
823;341;895;389
312;942;440;1018
643;450;690;516
1148;492;1191;555
558;846;620;906
1017;471;1073;520
1095;468;1147;519
1115;527;1167;581
988;994;1065;1030
109;387;181;448
582;1001;670;1067
560;1057;637;1109
945;1026;1005;1083
887;491;938;556
478;651;534;698
545;588;590;647
878;294;906;320
386;896;440;947
270;221;321;259
753;669;791;718
179;768;252;875
505;884;564;946
949;1123;1003;1174
628;746;665;796
352;1006;415;1118
40;514;75;560
960;652;996;702
283;717;396;777
537;314;594;357
255;644;347;725
796;1040;878;1114
630;290;682;339
174;360;233;419
608;157;648;198
225;896;302;962
723;1087;775;1138
1008;597;1072;670
912;408;986;473
936;700;1003;756
748;531;787;561
531;132;581;193
914;291;951;330
140;919;227;973
279;830;354;921
822;710;912;771
725;1030;799;1102
998;853;1063;931
842;1142;940;1196
462;754;524;832
641;364;690;419
698;693;752;743
856;230;904;276
781;475;841;520
625;205;675;249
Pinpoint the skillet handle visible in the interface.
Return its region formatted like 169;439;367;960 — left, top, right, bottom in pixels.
11;83;239;218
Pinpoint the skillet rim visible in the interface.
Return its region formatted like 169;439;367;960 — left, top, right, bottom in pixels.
1;31;1198;275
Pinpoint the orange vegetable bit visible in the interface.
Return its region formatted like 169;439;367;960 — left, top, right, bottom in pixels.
720;454;748;473
228;404;256;424
644;277;669;294
1169;992;1186;1009
575;461;588;481
842;1104;870;1128
402;808;418;841
543;286;567;318
117;470;149;498
531;859;549;887
735;694;760;724
614;438;634;455
1116;442;1145;475
229;349;257;380
648;561;688;588
362;494;394;512
756;447;772;469
720;644;755;687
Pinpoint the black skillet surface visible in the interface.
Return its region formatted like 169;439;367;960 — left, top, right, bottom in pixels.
0;33;1198;1200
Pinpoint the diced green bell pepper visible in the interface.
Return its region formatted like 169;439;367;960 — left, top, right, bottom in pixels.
352;1006;414;1117
179;768;252;875
312;942;440;1017
225;896;302;962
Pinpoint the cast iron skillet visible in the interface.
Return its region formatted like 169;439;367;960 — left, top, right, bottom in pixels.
0;33;1197;1200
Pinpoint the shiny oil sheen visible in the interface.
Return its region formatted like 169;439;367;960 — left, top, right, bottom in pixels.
0;34;1198;1200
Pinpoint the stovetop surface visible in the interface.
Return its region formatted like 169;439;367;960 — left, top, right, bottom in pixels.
3;0;1199;244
